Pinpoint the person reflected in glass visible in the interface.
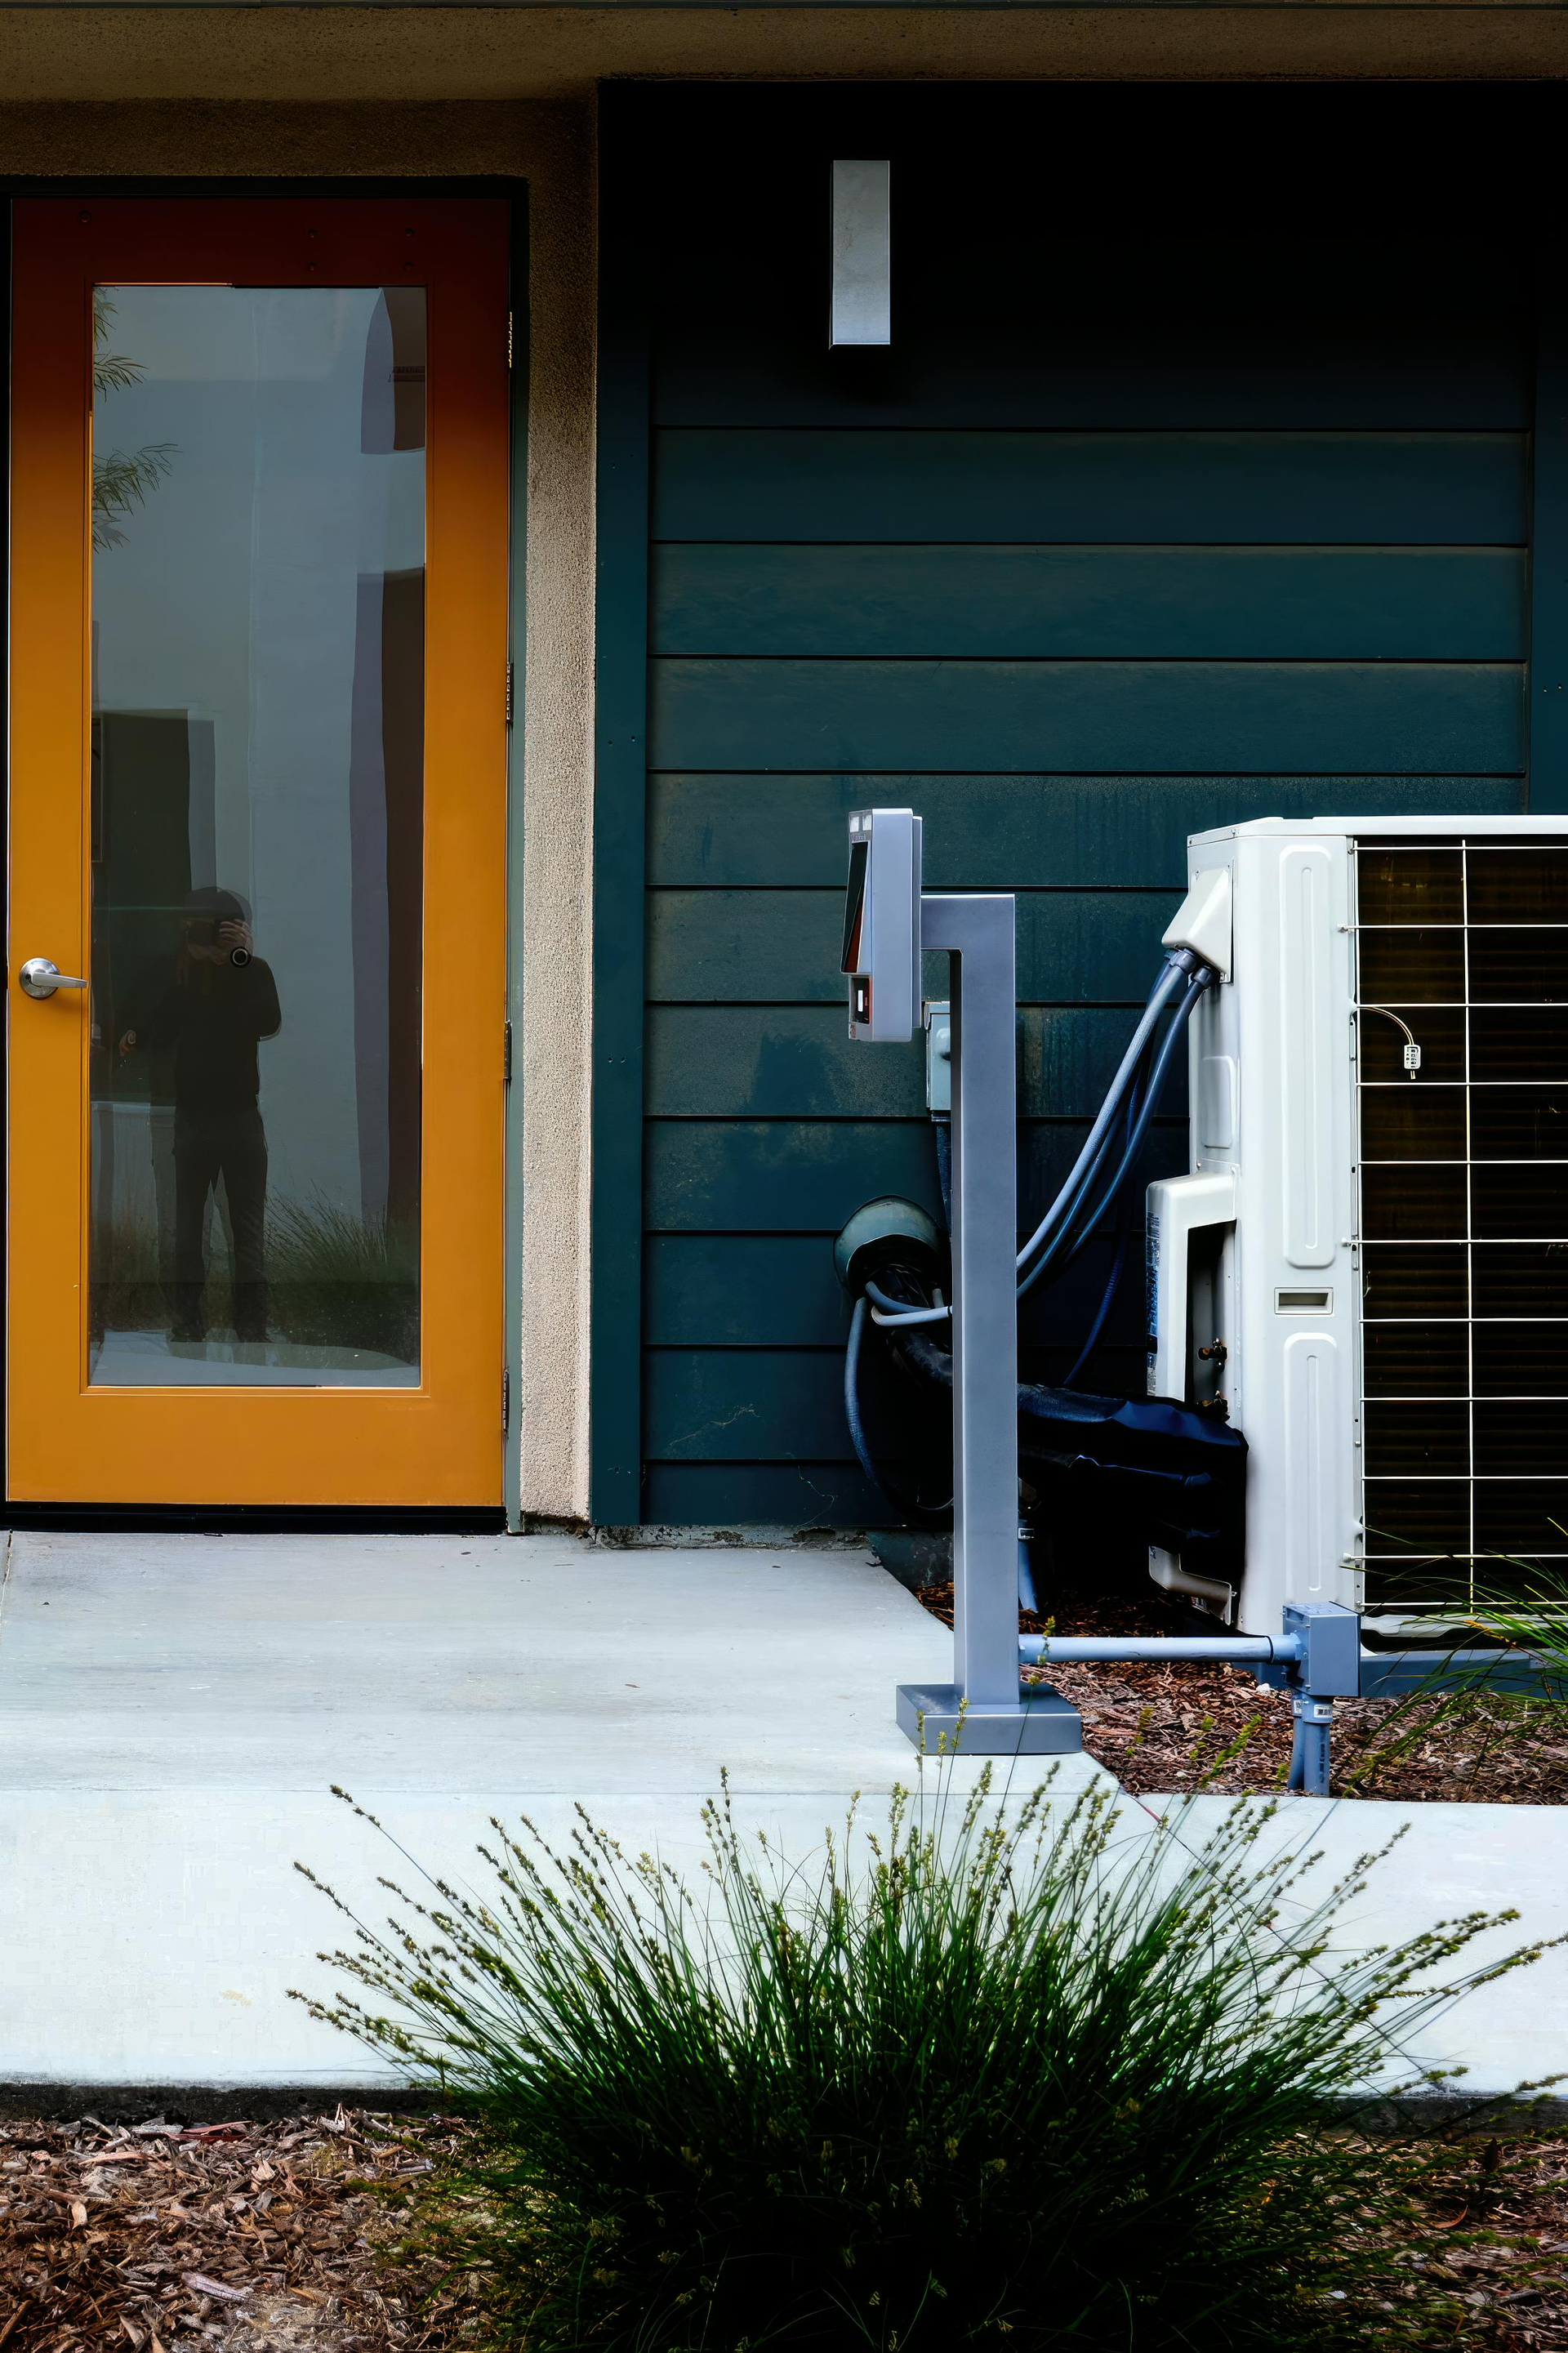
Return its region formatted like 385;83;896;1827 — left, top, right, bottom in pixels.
118;888;282;1346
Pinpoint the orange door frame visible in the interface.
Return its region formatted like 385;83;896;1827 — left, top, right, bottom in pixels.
7;197;510;1506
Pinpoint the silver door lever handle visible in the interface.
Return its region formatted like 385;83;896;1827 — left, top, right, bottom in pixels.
18;957;88;999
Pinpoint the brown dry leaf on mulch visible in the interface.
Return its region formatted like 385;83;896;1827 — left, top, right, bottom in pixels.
1406;2136;1568;2349
0;2108;481;2352
915;1577;1568;1803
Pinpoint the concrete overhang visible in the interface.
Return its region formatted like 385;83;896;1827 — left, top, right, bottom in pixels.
0;2;1562;104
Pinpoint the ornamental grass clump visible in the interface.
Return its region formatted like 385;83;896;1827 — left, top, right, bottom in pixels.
294;1772;1550;2351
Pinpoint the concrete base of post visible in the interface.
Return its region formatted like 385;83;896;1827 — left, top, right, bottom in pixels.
896;1681;1083;1756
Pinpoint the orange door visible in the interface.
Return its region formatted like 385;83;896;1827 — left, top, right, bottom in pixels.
8;198;510;1505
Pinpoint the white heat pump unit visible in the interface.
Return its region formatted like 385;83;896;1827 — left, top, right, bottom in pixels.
1148;816;1568;1639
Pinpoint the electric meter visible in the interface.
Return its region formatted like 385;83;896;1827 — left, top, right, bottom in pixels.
843;807;923;1042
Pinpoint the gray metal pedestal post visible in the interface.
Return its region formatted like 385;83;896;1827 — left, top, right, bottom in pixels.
895;894;1081;1757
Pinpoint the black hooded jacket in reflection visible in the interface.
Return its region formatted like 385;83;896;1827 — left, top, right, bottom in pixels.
138;888;282;1112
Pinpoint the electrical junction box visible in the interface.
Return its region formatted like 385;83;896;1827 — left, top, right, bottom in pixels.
843;808;922;1042
1147;816;1568;1640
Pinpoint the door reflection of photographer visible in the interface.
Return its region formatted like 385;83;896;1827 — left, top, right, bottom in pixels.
118;888;282;1344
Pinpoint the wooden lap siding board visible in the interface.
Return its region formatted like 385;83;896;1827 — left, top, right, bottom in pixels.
598;86;1539;1531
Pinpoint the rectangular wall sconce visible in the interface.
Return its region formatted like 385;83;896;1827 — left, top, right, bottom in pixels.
830;159;891;347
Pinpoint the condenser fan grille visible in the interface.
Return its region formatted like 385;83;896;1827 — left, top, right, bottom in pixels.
1356;839;1568;1615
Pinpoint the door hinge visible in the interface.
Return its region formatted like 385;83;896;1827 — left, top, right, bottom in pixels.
504;1018;513;1085
507;310;514;370
506;661;514;727
502;1362;510;1433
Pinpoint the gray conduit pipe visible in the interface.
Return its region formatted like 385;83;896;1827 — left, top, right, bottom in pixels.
1018;1625;1334;1794
1019;1633;1299;1666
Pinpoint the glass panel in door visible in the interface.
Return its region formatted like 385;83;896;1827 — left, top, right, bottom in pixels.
88;285;425;1386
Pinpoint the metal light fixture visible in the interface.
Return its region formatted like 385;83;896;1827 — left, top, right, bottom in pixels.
830;160;890;347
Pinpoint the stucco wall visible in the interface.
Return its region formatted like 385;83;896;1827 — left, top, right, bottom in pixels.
0;100;598;1520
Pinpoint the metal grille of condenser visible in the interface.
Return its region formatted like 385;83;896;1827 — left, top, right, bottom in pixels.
1355;838;1568;1615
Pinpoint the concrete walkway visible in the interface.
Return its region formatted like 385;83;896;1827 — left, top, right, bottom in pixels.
0;1527;1565;2104
0;1529;1103;2098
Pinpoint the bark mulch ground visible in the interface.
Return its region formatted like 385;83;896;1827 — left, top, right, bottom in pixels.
915;1575;1568;1803
1411;2137;1568;2347
0;2109;480;2352
2;2110;1568;2349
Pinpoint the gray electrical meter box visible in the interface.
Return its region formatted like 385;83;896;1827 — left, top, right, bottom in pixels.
843;807;923;1041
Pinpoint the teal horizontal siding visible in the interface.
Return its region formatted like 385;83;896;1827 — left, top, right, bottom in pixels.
657;346;1529;436
644;1117;1183;1235
647;1235;851;1347
648;82;1537;439
653;432;1526;548
649;91;1530;433
646;1119;942;1233
647;1006;1187;1121
653;546;1524;660
647;889;1180;1005
647;1009;929;1118
650;660;1524;777
620;85;1540;1529
645;1348;852;1461
641;1461;888;1529
648;1339;1143;1464
649;774;1526;889
645;1231;1155;1349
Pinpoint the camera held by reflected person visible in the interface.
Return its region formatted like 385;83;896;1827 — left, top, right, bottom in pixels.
185;916;252;969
